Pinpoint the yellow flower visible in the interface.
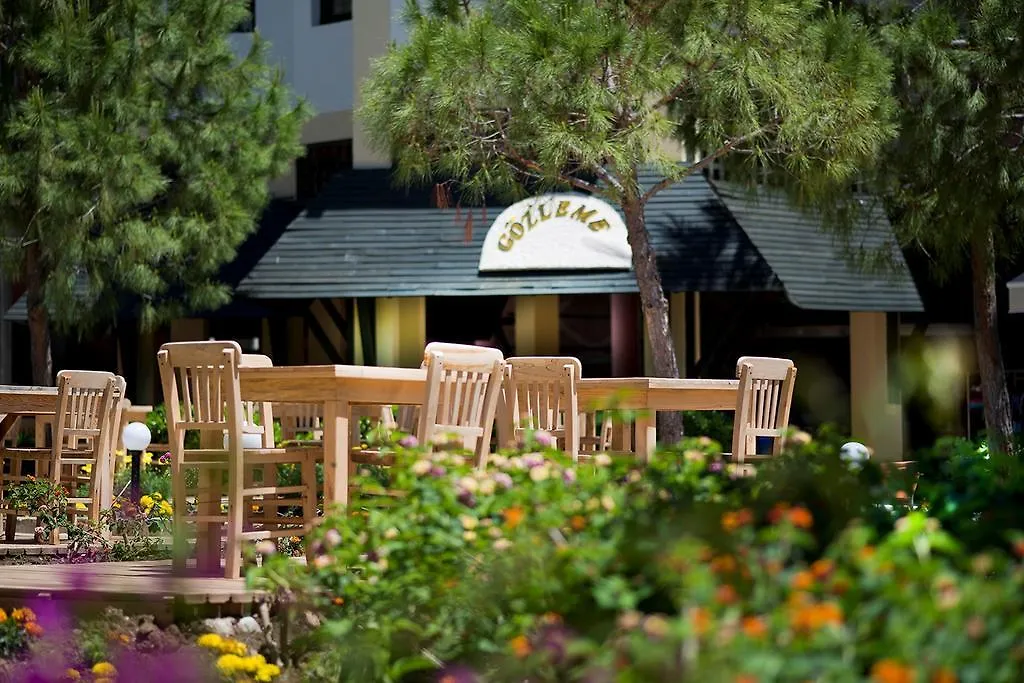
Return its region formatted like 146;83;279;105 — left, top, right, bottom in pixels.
196;633;223;649
151;492;163;501
142;451;153;465
159;501;173;516
139;495;154;511
0;608;8;622
75;503;87;511
91;663;117;677
216;654;244;675
64;670;81;681
12;607;35;623
255;663;282;681
82;463;92;474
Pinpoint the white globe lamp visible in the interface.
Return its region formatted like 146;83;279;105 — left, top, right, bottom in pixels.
122;421;152;503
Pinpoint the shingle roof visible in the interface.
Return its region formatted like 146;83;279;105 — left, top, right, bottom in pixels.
710;182;923;312
237;168;779;299
238;168;922;312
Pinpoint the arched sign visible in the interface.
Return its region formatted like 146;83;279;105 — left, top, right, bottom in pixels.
478;194;632;272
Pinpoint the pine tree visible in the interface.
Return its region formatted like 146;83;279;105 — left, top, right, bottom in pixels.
857;0;1024;454
0;0;308;385
360;0;895;443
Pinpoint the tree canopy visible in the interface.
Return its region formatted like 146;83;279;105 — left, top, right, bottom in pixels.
362;0;897;441
0;0;307;382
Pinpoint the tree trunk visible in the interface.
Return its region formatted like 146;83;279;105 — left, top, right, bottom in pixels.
24;242;52;386
970;225;1014;455
620;192;684;446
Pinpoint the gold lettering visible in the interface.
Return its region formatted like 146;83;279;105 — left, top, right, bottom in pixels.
571;205;597;223
588;219;611;232
523;210;535;229
498;234;514;251
509;222;525;239
556;200;571;217
537;203;552;221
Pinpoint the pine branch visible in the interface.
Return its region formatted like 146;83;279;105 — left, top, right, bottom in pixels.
642;120;781;203
498;142;599;194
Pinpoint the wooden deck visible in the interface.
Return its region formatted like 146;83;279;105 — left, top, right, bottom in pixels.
0;559;261;606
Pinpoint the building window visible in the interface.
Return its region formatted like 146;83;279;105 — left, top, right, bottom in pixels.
234;1;255;32
319;0;352;25
296;140;353;201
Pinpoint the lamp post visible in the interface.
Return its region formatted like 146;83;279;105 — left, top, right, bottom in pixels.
122;421;152;504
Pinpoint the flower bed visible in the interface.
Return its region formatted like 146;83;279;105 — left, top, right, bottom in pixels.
249;431;1024;682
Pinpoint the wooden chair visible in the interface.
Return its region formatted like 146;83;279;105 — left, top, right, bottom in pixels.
419;347;506;468
0;371;122;542
727;357;797;469
504;357;582;461
578;412;613;457
157;341;318;579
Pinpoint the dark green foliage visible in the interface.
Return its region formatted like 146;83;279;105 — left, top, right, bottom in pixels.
0;0;307;333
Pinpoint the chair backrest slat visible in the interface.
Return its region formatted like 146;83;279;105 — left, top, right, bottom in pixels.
157;342;245;446
419;348;505;467
505;357;581;460
732;356;797;462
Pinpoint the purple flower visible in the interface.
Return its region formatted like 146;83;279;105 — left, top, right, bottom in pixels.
158;452;171;464
562;469;577;484
522;453;545;469
429;465;447;478
492;472;513;489
457;489;478;508
536;623;573;665
534;430;556;448
435;664;480;682
708;461;723;473
399;435;419;448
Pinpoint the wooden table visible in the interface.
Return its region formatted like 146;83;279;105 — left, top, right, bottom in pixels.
239;365;427;509
0;385;59;444
576;377;739;460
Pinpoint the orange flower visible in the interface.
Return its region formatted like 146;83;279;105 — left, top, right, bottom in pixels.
541;612;562;624
787;507;813;529
791;571;815;591
931;668;957;683
1014;539;1024;558
698;546;714;562
741;616;767;639
811;558;834;579
570;515;586;531
715;584;738;605
735;676;758;683
24;622;43;637
503;506;525;530
859;545;877;562
509;635;531;658
721;511;742;532
764;559;783;576
871;659;915;683
332;597;345;606
689;607;711;635
736;508;754;525
710;555;737;574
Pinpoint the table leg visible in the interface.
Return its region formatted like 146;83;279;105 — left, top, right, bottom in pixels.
634;412;657;462
323;399;350;513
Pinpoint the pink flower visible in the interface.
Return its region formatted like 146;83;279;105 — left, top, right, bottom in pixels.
323;528;342;549
562;469;577;484
492;472;513;489
398;435;419;448
255;541;276;556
